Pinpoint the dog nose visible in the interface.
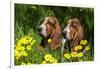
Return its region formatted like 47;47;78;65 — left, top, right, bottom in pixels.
62;31;66;36
62;31;67;39
37;27;42;32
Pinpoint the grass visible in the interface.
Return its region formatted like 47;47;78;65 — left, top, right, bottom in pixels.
14;4;94;65
14;26;94;65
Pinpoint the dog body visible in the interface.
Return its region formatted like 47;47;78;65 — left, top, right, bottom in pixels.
62;18;84;52
38;16;62;50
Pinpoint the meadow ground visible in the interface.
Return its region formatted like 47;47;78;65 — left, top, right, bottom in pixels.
14;4;94;65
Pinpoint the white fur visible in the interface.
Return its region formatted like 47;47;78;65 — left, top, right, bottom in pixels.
62;38;66;45
40;23;47;37
63;24;71;40
61;38;66;62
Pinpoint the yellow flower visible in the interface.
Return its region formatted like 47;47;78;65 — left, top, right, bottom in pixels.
78;45;83;50
75;46;78;51
53;59;57;63
15;56;20;59
85;46;90;51
44;54;53;62
21;62;26;65
75;45;82;51
16;46;25;51
30;40;36;45
27;62;31;65
49;57;54;63
18;36;31;45
79;60;83;62
27;46;32;50
64;53;71;59
20;50;28;57
14;50;21;59
71;52;77;58
80;40;87;45
77;52;83;58
49;57;57;63
17;42;21;46
47;39;52;43
42;61;47;64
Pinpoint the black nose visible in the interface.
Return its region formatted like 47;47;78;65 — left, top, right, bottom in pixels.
37;27;42;32
62;31;66;36
62;31;66;39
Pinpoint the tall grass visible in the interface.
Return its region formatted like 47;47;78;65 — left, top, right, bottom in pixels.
14;4;94;65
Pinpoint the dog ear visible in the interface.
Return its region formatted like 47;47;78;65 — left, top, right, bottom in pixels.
71;27;84;51
49;22;62;49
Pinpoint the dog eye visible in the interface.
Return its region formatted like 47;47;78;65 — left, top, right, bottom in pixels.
47;22;53;25
47;22;51;24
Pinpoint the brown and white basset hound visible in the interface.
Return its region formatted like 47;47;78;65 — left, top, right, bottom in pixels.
62;18;84;52
38;16;62;51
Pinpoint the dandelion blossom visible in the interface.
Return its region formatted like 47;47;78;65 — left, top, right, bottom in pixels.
77;52;83;58
21;62;26;65
80;40;87;45
42;61;47;64
27;46;32;50
64;53;71;59
85;46;90;51
71;52;77;58
27;62;31;65
44;54;53;62
30;40;36;45
78;45;83;50
79;60;83;62
20;51;28;57
47;38;52;43
53;59;57;63
75;46;79;51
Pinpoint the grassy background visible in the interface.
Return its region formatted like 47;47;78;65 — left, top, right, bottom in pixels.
14;4;94;65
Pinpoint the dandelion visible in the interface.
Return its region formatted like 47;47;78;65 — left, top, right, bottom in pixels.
49;57;55;62
27;62;31;65
78;45;83;50
80;40;87;45
85;46;90;51
44;54;53;62
21;62;26;65
20;50;28;57
15;56;20;60
14;50;21;59
53;59;57;63
79;60;83;62
42;61;47;64
15;35;36;60
47;38;52;43
75;46;79;51
30;40;36;45
77;52;83;58
75;45;82;51
27;46;32;50
64;53;71;59
71;52;77;58
16;46;25;51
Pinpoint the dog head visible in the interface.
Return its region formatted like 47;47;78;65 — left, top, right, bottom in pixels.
38;16;60;38
38;16;62;49
62;18;83;40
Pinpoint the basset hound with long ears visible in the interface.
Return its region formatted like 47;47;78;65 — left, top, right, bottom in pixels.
38;16;62;51
62;18;84;52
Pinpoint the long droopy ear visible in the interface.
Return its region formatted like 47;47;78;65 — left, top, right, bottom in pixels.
49;18;62;49
71;27;84;51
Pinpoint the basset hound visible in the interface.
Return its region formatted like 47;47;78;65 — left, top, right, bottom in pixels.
38;16;62;51
62;18;84;52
